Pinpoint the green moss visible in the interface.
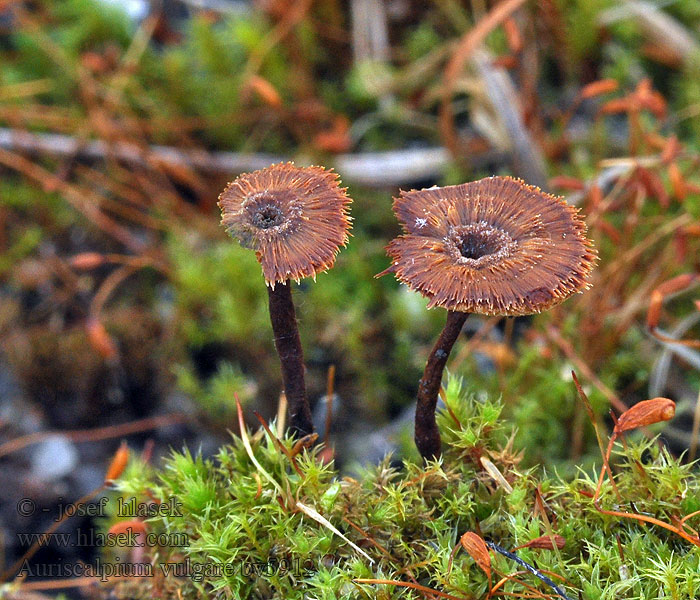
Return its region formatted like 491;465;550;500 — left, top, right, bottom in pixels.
4;3;700;596
110;375;700;599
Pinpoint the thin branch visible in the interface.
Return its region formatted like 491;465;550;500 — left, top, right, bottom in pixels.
0;127;501;187
0;413;187;458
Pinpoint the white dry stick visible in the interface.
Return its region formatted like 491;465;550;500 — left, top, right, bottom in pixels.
276;392;288;440
0;128;453;187
295;501;374;564
480;456;514;494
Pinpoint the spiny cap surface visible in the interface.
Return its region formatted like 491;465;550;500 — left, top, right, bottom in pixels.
218;163;352;286
384;176;596;316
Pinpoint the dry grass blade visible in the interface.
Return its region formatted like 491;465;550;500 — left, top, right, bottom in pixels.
276;392;288;438
235;396;285;499
349;0;390;63
295;501;374;564
571;371;609;464
571;371;621;502
480;456;513;493
342;517;393;561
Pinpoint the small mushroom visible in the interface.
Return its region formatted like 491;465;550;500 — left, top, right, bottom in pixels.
218;163;352;437
381;176;596;460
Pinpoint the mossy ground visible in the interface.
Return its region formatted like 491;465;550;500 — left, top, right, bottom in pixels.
2;1;700;598
105;376;700;600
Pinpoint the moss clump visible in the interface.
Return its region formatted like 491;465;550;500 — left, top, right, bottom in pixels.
108;375;700;600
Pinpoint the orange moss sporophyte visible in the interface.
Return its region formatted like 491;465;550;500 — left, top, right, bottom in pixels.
104;440;129;484
380;176;597;460
218;163;352;437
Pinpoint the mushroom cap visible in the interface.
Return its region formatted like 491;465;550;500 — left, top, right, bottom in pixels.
383;176;596;316
218;163;352;286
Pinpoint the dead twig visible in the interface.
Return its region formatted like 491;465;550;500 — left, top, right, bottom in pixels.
0;413;187;458
0;127;480;186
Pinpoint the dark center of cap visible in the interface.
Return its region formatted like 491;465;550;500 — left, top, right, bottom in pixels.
459;230;501;259
448;221;517;267
252;204;285;229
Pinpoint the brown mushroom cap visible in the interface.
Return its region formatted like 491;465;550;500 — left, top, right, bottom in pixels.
218;163;352;286
384;176;596;316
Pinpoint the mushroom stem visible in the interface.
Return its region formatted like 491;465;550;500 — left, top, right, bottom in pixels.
267;280;314;437
415;310;468;461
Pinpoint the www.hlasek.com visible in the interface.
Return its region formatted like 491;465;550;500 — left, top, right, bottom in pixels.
16;528;189;548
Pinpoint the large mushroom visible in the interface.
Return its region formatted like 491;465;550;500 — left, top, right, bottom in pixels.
218;163;352;437
381;176;596;461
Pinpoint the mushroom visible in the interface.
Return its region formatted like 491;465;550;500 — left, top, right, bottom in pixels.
381;176;596;460
218;163;352;437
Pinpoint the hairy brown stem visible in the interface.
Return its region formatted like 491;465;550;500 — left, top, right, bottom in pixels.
415;310;468;460
267;280;314;437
